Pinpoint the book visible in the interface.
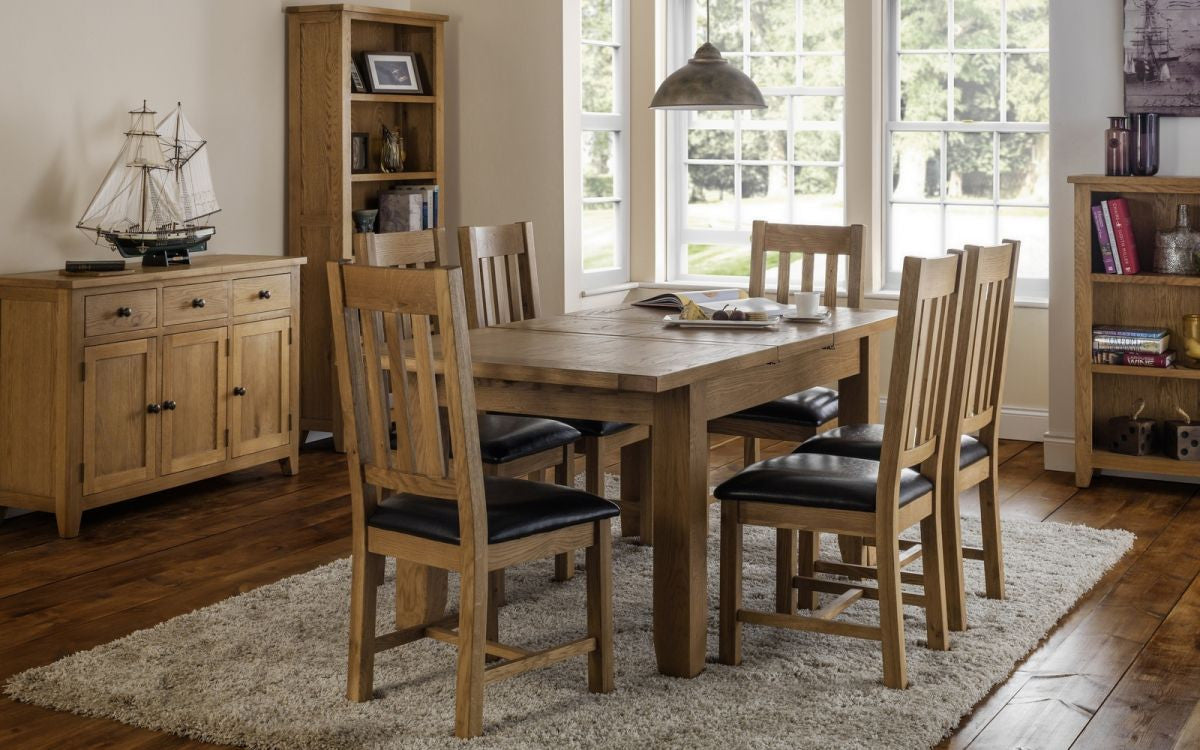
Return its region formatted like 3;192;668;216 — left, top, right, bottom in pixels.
1107;198;1140;274
1100;200;1123;275
1092;349;1176;368
1092;325;1170;339
63;260;126;273
633;288;748;310
1092;334;1169;354
1092;204;1117;274
377;184;440;232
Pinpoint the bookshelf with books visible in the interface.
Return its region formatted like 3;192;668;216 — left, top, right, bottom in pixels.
1072;175;1200;486
286;5;446;444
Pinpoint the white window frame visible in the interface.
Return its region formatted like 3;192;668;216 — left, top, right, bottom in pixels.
581;0;632;289
666;0;848;286
884;0;1049;301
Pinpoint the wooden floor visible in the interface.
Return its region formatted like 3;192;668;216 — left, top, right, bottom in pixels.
1;437;1198;749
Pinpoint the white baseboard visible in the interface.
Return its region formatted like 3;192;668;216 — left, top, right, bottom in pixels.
1042;431;1075;473
878;399;1047;443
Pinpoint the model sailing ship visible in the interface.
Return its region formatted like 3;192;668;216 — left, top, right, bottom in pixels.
1127;0;1180;83
77;101;219;266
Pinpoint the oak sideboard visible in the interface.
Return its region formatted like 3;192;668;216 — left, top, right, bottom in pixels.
0;255;305;537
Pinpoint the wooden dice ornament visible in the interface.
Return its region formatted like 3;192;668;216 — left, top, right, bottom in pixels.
1107;398;1157;456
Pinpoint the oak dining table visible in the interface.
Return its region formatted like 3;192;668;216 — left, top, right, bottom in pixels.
394;301;897;678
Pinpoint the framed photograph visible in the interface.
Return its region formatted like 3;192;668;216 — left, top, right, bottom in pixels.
349;59;366;94
363;51;424;94
350;132;369;173
1124;0;1197;114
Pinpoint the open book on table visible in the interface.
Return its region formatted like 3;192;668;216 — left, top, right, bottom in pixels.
632;288;747;310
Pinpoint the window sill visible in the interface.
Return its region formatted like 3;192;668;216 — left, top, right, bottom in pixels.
865;290;1049;310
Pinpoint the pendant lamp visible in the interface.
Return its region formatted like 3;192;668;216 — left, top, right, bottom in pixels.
650;0;766;110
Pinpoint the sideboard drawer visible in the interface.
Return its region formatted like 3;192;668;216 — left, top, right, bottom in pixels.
233;274;291;316
84;289;158;337
163;281;230;325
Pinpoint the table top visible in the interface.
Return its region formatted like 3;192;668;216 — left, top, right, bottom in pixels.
455;305;896;393
0;254;305;289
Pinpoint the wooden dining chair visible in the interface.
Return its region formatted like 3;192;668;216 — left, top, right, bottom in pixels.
714;252;963;689
795;241;1020;631
327;262;617;738
458;221;654;554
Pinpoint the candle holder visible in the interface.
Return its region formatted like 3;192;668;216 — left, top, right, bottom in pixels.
1106;399;1157;456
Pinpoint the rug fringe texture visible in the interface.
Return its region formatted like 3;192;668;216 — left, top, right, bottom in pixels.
6;474;1134;749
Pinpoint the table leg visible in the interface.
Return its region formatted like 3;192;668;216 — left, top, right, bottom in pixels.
838;334;880;565
652;383;709;677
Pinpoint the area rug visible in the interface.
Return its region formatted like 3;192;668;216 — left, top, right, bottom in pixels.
6;475;1133;750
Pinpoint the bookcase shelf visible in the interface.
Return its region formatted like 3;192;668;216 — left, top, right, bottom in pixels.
350;93;437;104
1074;175;1200;488
349;171;438;183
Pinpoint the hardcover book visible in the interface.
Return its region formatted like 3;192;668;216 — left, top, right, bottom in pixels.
1092;325;1170;339
1092;204;1118;274
1092;349;1176;368
1092;335;1169;354
1101;200;1123;275
1107;198;1140;274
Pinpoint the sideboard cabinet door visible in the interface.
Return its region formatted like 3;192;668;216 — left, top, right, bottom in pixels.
83;339;158;495
229;318;291;458
161;327;228;475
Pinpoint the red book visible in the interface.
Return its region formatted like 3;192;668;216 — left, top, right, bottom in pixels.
1107;198;1140;274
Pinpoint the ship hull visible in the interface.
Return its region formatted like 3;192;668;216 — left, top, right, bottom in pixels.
102;226;216;263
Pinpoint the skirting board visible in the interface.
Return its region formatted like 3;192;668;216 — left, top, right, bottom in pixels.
878;398;1048;443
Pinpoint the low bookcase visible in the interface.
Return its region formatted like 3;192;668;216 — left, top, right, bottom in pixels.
1072;175;1200;487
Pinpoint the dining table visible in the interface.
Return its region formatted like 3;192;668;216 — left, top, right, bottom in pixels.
394;301;897;678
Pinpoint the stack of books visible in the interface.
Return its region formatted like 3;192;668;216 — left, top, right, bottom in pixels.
1092;325;1174;367
378;185;440;233
1091;197;1140;274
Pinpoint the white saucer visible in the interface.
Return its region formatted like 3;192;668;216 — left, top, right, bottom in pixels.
783;307;831;323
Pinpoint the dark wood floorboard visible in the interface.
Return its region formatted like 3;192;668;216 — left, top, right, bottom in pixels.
1;438;1197;749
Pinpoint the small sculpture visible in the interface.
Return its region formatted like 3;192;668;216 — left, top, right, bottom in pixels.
380;123;405;173
1107;398;1157;456
1163;405;1200;461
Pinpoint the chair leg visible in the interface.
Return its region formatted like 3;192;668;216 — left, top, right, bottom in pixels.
455;563;488;739
619;437;653;545
586;518;615;693
979;463;1006;600
941;470;967;632
486;569;502;661
347;550;383;702
719;502;743;666
743;436;758;468
876;534;907;689
921;512;950;651
555;445;577;581
775;530;798;614
796;530;818;610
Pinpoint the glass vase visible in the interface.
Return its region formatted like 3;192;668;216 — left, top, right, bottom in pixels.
1105;116;1131;177
1132;112;1160;176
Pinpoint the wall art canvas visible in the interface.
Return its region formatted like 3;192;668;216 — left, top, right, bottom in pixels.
1125;0;1200;114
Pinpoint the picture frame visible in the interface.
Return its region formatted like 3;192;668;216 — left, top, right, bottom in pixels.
363;51;424;94
349;59;366;94
350;132;369;173
1124;0;1196;115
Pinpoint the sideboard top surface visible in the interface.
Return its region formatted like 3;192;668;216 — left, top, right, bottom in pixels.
0;255;306;289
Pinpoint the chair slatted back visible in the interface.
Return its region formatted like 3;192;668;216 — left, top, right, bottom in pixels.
951;241;1020;440
877;254;964;509
352;229;447;268
458;221;542;327
748;220;865;307
328;262;487;547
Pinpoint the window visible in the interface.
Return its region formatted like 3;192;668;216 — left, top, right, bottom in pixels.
669;0;847;285
887;0;1049;299
581;0;630;287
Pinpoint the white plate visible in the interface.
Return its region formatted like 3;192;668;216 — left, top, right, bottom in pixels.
696;296;791;315
663;314;780;329
783;307;831;323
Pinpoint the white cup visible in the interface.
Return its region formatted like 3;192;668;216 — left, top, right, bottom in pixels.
790;291;821;317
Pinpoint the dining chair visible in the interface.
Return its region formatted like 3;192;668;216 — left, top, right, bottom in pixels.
458;221;654;556
714;252;963;689
327;261;617;738
794;241;1020;631
354;229;583;605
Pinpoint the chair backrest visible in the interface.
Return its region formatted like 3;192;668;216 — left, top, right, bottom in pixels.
948;240;1020;456
748;220;865;307
457;221;542;327
352;228;448;268
877;253;964;514
327;261;487;552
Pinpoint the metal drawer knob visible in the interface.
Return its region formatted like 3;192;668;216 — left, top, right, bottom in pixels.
233;386;247;396
258;289;271;300
192;298;206;308
147;403;161;414
162;400;177;411
117;307;133;317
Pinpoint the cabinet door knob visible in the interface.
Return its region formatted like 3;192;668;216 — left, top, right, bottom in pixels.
147;403;161;414
162;400;177;411
192;298;206;308
258;289;272;300
117;307;133;317
233;386;246;396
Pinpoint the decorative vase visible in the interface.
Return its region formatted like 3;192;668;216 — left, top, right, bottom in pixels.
380;125;405;173
1131;112;1160;176
352;208;378;233
1153;204;1200;275
1182;314;1200;369
1105;116;1131;177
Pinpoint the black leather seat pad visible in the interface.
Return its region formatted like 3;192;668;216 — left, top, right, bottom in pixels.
476;414;581;464
794;423;989;469
369;477;620;544
728;386;839;427
713;453;933;513
558;418;636;437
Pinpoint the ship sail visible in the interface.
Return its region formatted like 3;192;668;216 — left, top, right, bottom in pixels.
77;106;182;232
157;103;220;222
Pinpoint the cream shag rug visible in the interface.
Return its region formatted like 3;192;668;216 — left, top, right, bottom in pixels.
7;475;1133;750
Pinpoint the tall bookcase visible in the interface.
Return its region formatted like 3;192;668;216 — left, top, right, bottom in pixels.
286;4;447;443
1072;175;1200;486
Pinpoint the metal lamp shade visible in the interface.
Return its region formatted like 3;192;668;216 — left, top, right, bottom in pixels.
649;42;766;111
